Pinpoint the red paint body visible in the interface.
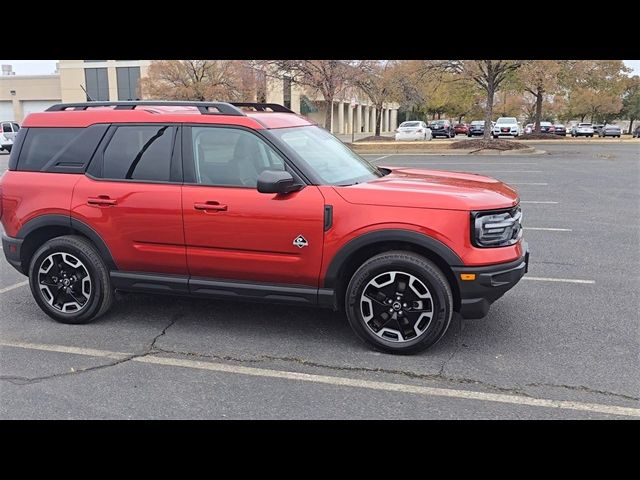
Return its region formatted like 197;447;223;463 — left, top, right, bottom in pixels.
1;106;523;290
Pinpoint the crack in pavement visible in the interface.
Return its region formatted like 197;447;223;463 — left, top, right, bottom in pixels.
0;317;178;386
3;317;636;403
524;382;639;402
153;346;530;397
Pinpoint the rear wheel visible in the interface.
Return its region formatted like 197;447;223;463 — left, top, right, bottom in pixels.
28;235;113;324
345;251;453;354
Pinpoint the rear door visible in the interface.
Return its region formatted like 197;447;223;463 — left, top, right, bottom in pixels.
72;123;187;275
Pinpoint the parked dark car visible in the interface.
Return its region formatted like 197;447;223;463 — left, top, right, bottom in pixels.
553;124;566;136
634;125;640;138
454;123;469;135
592;124;605;135
538;121;555;134
429;119;455;138
598;124;621;138
467;120;485;137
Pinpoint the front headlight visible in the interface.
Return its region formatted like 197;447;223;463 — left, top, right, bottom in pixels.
472;206;523;247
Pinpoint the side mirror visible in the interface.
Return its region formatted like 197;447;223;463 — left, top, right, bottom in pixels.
257;170;302;194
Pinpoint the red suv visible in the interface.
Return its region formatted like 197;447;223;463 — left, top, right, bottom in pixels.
0;101;529;354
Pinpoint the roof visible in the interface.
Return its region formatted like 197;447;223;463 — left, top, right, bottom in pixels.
22;102;315;130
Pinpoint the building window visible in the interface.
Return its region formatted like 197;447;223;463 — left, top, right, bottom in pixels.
283;76;292;110
85;68;109;101
116;67;141;101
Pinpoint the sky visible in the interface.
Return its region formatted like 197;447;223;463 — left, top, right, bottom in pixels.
1;59;639;76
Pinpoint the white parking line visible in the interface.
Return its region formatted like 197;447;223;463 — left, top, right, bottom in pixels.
1;340;636;417
520;201;559;204
525;227;572;232
0;280;29;294
524;277;595;284
379;162;539;166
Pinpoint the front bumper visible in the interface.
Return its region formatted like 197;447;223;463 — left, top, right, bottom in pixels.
2;235;24;274
453;243;529;319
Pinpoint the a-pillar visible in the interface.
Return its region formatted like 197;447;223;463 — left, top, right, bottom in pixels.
356;104;362;134
364;106;370;133
390;109;398;131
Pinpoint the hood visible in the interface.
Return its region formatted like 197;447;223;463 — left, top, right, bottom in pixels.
334;167;519;211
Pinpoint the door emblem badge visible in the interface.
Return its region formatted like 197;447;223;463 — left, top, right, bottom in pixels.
293;235;309;248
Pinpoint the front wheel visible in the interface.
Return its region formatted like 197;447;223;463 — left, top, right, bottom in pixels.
345;251;453;354
28;235;113;324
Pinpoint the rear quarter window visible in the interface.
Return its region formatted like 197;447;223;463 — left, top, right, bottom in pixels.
17;128;83;171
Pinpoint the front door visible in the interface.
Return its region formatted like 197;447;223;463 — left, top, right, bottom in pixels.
181;125;325;286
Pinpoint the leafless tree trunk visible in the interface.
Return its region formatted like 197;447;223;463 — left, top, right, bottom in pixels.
483;76;495;139
375;103;383;136
534;91;543;133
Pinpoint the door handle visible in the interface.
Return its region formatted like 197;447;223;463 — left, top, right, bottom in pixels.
88;195;117;207
194;201;228;212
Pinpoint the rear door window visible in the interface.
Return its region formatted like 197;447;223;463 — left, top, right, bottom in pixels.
100;125;176;182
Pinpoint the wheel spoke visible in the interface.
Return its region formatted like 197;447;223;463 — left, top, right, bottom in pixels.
67;290;86;306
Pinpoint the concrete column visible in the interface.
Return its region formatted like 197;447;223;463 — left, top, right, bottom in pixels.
12;96;22;122
385;109;391;133
391;109;398;131
347;103;353;134
381;108;387;132
364;106;370;133
336;101;344;134
370;106;377;134
356;104;362;134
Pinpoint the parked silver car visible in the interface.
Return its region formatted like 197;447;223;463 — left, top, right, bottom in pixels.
598;124;621;138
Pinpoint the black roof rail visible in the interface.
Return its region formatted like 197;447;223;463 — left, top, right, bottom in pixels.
45;101;246;116
230;102;294;113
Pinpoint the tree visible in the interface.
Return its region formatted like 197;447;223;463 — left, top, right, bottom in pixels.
269;60;352;130
437;61;523;138
140;60;243;101
621;76;640;133
559;60;628;123
352;61;404;136
517;61;562;132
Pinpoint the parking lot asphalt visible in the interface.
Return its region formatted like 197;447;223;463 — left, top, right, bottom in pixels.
1;143;639;419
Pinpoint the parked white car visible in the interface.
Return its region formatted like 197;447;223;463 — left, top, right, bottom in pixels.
571;123;594;137
395;121;432;141
492;117;520;138
0;121;20;152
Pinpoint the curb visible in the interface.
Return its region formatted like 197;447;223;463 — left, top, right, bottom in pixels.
356;146;545;156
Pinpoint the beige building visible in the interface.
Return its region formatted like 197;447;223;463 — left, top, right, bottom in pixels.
59;60;151;102
0;67;61;121
2;60;399;133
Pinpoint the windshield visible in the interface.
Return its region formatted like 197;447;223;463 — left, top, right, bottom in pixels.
431;120;446;125
497;117;517;124
400;122;421;127
271;126;383;186
471;121;484;125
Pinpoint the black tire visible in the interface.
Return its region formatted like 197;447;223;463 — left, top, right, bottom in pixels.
345;251;453;354
28;235;113;324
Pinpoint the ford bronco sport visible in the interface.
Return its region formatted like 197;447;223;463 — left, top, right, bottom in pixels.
0;101;529;354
